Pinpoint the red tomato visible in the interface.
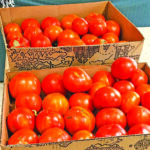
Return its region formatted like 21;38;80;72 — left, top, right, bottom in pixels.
121;91;140;113
106;20;120;36
72;130;94;140
102;32;119;43
93;38;108;45
93;87;121;109
111;57;138;80
31;35;52;47
128;124;150;135
69;93;94;111
82;34;98;45
9;72;41;98
58;39;85;46
15;93;42;112
63;67;92;93
36;110;64;134
96;108;126;129
119;41;128;43
64;106;95;135
39;127;71;143
41;73;66;95
130;69;148;87
21;18;40;32
42;93;69;115
135;84;150;97
92;70;115;86
141;92;150;110
72;17;88;35
7;108;35;133
44;25;63;43
96;124;127;138
8;129;38;145
127;106;150;127
113;80;135;94
41;17;61;30
7;31;23;42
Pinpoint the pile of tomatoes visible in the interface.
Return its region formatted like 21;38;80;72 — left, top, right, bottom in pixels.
7;57;150;145
4;13;125;48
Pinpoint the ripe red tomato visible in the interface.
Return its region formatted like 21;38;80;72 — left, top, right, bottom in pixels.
93;38;108;45
31;35;52;47
64;106;95;135
82;34;98;45
15;93;42;112
119;41;128;43
121;91;140;113
96;108;126;129
128;124;150;135
127;106;150;127
96;124;127;138
7;31;23;42
141;92;150;110
41;17;61;30
63;67;92;93
21;18;40;32
9;72;41;98
58;39;85;46
102;32;119;43
36;110;64;134
113;80;135;94
39;127;71;143
72;130;94;140
111;57;138;80
130;69;148;87
42;93;69;115
93;87;121;109
135;84;150;97
69;93;94;111
8;129;38;145
106;20;120;36
7;108;35;133
41;73;66;95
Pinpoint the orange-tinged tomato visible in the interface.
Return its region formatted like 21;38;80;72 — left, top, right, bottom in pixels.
7;31;23;42
58;39;85;46
82;34;98;45
102;32;119;43
135;84;150;97
141;92;150;110
93;38;107;45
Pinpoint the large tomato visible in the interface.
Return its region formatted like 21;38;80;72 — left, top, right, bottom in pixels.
82;34;98;45
102;32;119;43
7;31;23;42
9;72;41;98
64;106;95;135
135;84;150;97
141;92;150;110
63;67;92;93
93;38;107;45
58;39;85;46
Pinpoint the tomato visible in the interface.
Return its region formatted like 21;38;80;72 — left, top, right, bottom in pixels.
31;35;52;47
42;93;69;115
39;127;71;143
96;124;127;138
63;67;92;93
21;18;40;32
119;41;128;43
96;108;126;129
57;29;80;42
61;14;79;29
58;39;85;46
121;91;140;113
93;38;108;45
92;70;115;86
36;110;64;134
7;31;23;42
135;84;150;97
41;73;66;95
9;72;41;98
72;130;94;140
4;23;22;35
127;106;150;127
15;93;42;113
8;37;30;48
7;108;35;133
8;129;38;145
102;32;119;43
141;92;150;110
130;69;148;87
128;124;150;135
69;93;94;111
111;57;138;80
64;106;95;135
93;87;121;109
82;34;98;45
72;17;88;35
106;20;120;36
113;80;135;94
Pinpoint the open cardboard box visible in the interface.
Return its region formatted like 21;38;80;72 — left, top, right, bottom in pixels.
0;1;144;72
1;63;150;150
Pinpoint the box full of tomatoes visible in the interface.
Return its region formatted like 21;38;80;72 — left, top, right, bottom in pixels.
0;1;144;72
0;57;150;150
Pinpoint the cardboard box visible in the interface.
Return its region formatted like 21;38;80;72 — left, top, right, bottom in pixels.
1;63;150;150
0;1;144;72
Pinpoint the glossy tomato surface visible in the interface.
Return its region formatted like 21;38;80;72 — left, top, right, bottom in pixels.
135;84;150;97
58;39;85;46
102;32;119;43
141;92;150;110
93;38;107;45
82;34;98;45
7;31;23;42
